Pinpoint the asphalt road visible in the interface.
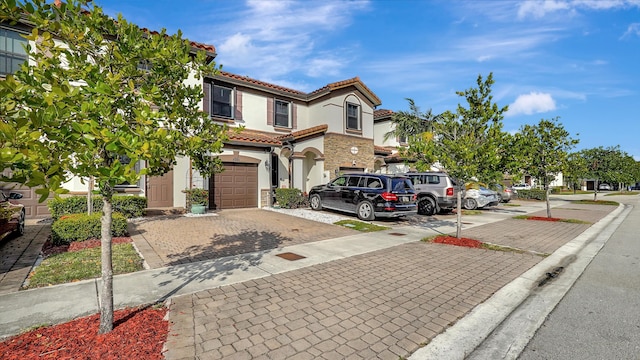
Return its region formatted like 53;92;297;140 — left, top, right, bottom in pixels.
519;194;640;359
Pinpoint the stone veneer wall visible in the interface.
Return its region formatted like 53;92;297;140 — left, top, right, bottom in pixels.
324;133;375;180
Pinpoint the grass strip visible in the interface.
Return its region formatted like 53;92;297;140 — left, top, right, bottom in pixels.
571;199;619;206
334;220;391;232
25;243;143;289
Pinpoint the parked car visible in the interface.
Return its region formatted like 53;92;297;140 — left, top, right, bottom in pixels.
400;172;458;216
598;183;611;191
490;184;512;203
512;183;531;191
0;191;25;242
463;183;500;210
309;173;417;221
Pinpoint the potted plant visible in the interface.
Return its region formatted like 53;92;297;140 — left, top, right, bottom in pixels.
183;188;208;214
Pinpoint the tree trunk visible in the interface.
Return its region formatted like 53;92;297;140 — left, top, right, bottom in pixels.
98;191;114;334
545;186;552;218
456;184;463;238
593;178;598;201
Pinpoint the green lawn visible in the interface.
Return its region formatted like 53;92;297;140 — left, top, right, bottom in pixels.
25;243;143;289
334;220;391;232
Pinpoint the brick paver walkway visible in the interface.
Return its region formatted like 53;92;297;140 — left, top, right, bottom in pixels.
0;224;49;295
130;209;357;269
165;243;541;360
163;204;618;360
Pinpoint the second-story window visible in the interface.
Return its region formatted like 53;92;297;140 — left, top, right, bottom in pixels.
274;100;290;127
212;84;233;118
0;27;28;76
346;103;360;130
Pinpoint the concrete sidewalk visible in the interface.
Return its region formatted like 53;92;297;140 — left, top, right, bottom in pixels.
0;197;625;359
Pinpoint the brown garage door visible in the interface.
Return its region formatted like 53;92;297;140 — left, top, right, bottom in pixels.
0;184;51;219
147;170;174;208
209;163;258;209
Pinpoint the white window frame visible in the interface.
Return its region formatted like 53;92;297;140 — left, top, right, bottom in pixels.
346;102;360;130
274;99;291;128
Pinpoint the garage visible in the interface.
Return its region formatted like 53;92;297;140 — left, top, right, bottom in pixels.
0;185;51;219
209;163;258;209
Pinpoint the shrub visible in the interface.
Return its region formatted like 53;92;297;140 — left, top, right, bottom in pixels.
48;195;147;220
515;189;547;201
182;188;209;208
51;212;128;245
274;188;309;209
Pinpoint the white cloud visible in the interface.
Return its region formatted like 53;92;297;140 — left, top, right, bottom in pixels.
506;92;557;116
212;0;369;82
517;0;640;19
621;23;640;38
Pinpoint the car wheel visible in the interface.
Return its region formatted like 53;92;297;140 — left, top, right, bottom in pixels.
309;194;322;211
15;211;25;236
463;198;478;210
497;194;503;203
417;197;436;216
356;200;375;221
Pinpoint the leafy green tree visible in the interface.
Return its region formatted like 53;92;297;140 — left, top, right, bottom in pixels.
430;73;508;237
579;146;626;201
564;152;588;193
512;117;578;217
0;0;226;333
384;98;438;171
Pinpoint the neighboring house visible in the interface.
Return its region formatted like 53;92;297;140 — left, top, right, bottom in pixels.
2;17;406;214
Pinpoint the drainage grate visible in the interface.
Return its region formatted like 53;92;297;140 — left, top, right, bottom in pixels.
276;252;306;261
388;233;406;236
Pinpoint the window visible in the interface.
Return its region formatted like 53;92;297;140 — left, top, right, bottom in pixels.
0;28;27;76
398;134;407;144
116;155;142;188
346;103;360;130
347;176;361;187
212;84;233;118
274;100;290;127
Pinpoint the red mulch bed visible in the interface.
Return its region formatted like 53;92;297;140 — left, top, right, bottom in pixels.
0;306;168;359
433;235;483;248
41;237;132;258
525;216;562;222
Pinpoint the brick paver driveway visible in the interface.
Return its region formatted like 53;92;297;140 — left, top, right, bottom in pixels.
130;209;357;269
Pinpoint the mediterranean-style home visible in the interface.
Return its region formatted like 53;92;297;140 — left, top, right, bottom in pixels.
1;19;408;217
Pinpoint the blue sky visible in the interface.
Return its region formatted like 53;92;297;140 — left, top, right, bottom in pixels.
96;0;640;159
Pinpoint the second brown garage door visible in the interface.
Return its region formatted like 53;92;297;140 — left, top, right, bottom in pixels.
209;163;258;209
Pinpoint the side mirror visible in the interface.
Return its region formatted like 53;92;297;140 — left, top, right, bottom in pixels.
8;192;23;200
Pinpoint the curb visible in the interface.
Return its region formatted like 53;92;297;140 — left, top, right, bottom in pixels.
409;203;628;360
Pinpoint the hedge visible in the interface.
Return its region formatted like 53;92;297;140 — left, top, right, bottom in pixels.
514;189;547;201
274;188;309;209
48;195;147;220
51;212;128;245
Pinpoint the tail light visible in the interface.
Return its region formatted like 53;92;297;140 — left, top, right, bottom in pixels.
446;187;454;196
505;188;512;193
381;192;398;201
413;194;417;201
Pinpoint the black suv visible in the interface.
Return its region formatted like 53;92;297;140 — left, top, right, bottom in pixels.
308;173;417;221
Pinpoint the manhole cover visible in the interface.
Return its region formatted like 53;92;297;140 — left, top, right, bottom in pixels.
388;233;406;236
276;252;306;261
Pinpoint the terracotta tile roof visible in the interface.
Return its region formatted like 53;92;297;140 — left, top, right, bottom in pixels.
277;124;328;141
213;72;381;106
227;128;281;146
216;72;306;96
374;145;393;155
309;76;382;106
374;109;393;119
138;28;216;54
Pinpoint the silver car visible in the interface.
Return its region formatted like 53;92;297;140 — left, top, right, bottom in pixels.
463;184;500;210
